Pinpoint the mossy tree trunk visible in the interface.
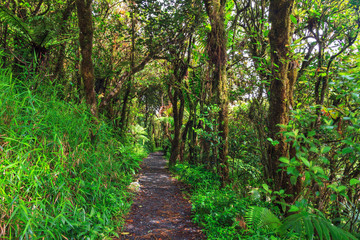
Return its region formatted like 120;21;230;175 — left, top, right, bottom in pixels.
76;0;97;117
267;0;298;201
203;0;229;186
168;60;186;167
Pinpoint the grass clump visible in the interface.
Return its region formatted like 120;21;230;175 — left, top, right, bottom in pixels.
0;68;147;239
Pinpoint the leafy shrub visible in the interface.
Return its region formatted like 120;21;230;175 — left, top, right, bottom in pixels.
175;163;221;190
174;162;357;240
174;163;249;239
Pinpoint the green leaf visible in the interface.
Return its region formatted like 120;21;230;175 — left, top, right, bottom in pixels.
311;166;325;175
337;185;347;193
290;15;298;24
264;30;270;37
342;147;353;154
287;166;300;176
350;178;360;186
319;156;330;165
305;172;311;185
279;157;289;164
245;206;281;232
303;215;314;239
300;157;311;168
321;146;331;154
310;147;319;153
330;194;337;201
289;205;300;212
313;218;324;240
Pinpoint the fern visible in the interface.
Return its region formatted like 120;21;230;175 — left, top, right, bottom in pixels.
245;206;281;232
245;206;357;240
280;211;358;240
0;5;32;43
0;6;60;49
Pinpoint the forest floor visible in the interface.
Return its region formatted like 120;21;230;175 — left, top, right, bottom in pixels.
118;152;205;240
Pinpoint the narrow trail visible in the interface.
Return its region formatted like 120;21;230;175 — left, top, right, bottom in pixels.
119;152;205;240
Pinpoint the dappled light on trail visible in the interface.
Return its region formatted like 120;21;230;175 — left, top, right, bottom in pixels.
118;152;205;240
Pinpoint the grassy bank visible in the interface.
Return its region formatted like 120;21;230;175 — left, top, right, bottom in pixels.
0;68;147;239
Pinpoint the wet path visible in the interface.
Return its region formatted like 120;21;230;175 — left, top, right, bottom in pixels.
119;152;205;240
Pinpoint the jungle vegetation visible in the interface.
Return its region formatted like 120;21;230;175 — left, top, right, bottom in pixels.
0;0;360;239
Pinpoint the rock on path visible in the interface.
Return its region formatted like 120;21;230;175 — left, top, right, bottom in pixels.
118;152;205;240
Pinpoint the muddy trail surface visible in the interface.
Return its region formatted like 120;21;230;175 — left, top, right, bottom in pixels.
118;152;205;240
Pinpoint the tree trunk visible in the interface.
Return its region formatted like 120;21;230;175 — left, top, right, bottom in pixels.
74;44;83;101
119;4;135;134
76;0;97;117
168;87;185;167
267;0;296;201
1;23;8;67
180;119;192;162
119;85;131;134
54;0;75;80
203;0;230;186
187;96;197;165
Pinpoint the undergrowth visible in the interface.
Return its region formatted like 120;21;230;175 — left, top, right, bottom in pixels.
0;68;147;239
173;163;250;239
173;163;357;240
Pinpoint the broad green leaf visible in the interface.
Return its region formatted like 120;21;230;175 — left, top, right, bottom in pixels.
337;185;347;193
279;157;289;164
350;179;360;186
289;205;299;212
342;147;353;154
290;14;298;24
300;157;311;167
321;146;331;154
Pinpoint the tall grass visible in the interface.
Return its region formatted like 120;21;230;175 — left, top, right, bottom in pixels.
0;68;146;239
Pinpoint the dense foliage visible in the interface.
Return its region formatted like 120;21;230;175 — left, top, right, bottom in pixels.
1;0;360;239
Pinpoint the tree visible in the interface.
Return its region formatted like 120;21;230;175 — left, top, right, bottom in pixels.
203;0;230;186
267;0;296;200
76;0;97;117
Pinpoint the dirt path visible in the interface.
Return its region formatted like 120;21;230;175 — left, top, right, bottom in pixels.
119;152;205;240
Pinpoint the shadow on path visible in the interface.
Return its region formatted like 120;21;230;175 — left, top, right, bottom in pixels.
119;152;205;240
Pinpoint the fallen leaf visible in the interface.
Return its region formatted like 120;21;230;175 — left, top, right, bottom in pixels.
121;232;130;235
